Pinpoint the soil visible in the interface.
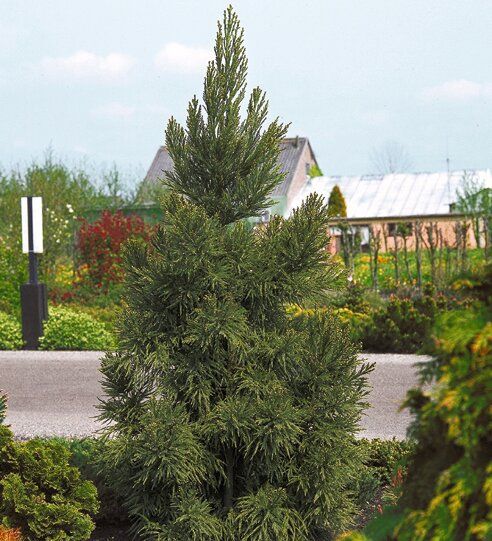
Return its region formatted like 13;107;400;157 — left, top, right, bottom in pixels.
90;525;131;540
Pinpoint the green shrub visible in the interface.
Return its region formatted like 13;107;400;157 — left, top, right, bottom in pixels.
334;307;372;343
349;439;415;529
69;304;119;331
39;307;115;351
0;240;26;314
362;291;436;353
358;439;415;488
0;426;99;540
58;438;129;529
341;267;492;540
0;313;23;350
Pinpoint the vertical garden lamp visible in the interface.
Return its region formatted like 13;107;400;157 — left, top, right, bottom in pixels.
20;196;48;349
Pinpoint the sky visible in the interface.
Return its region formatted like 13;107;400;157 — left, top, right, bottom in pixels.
1;0;491;185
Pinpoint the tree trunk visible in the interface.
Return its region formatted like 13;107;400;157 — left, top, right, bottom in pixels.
415;221;422;292
392;230;399;285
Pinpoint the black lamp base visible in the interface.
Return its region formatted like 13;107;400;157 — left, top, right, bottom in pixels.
20;283;48;350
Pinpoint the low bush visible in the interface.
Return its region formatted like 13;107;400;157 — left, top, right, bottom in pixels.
59;438;129;530
39;307;115;351
362;289;437;353
0;407;99;540
0;241;26;315
0;313;23;351
334;308;372;343
69;304;119;331
351;439;415;528
357;439;415;487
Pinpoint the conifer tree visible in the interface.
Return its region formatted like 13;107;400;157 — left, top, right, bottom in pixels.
100;7;372;540
327;185;347;218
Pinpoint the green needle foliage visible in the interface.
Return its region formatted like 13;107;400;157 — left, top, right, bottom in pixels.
100;6;372;540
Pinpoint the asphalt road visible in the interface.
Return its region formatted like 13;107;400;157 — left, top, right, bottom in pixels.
0;351;430;440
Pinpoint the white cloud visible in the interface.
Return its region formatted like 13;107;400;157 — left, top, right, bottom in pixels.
40;51;135;81
422;79;492;101
154;42;212;74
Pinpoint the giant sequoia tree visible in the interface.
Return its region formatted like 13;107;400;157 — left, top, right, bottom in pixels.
100;7;372;540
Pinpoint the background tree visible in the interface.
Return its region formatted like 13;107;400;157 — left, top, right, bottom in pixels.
328;185;353;268
370;140;413;175
327;184;347;218
100;7;372;540
456;172;492;258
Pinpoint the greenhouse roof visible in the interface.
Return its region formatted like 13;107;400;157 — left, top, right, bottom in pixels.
288;169;492;219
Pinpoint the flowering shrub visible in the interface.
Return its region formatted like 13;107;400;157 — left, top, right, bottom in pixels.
76;211;152;292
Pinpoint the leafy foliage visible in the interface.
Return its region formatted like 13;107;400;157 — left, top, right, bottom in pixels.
341;266;492;540
308;164;323;178
0;526;22;540
164;9;288;226
0;412;98;539
0;153;99;283
39;307;114;351
0;313;23;351
55;438;129;530
356;439;415;488
100;7;372;540
0;241;26;314
76;210;152;293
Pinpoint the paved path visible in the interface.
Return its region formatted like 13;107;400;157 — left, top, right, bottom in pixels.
0;351;430;440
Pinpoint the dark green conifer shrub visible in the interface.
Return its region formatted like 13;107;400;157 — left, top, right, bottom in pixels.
100;7;372;539
362;289;437;353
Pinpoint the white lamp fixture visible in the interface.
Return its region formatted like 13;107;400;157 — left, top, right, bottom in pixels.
21;196;43;253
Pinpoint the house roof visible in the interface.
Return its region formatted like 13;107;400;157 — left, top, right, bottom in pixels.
288;169;492;219
143;137;316;199
270;137;314;197
144;146;174;186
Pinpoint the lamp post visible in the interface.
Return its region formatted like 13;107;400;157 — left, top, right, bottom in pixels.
20;196;48;349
